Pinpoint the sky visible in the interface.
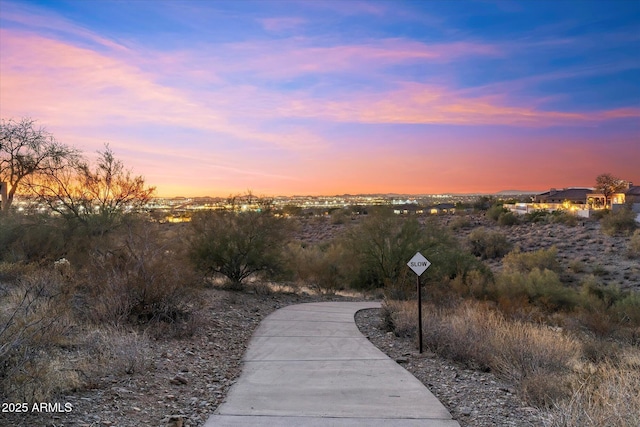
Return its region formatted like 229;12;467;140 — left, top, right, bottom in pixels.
1;0;639;197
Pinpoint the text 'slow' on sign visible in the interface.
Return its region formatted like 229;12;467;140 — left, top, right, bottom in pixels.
407;252;431;276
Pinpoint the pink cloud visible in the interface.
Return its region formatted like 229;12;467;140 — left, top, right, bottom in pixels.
259;17;307;32
270;82;640;127
1;3;129;52
213;38;502;79
0;29;327;151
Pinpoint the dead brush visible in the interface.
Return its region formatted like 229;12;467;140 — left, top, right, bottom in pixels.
544;354;640;427
385;299;580;406
77;221;200;327
0;268;76;403
79;327;151;378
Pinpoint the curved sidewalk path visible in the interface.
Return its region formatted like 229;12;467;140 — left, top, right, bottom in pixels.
205;301;460;426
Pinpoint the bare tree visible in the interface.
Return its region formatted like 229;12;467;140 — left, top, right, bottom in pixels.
0;118;78;212
27;144;155;233
595;173;627;209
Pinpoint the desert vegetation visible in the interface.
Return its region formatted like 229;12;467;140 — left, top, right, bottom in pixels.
380;209;640;426
2;119;639;425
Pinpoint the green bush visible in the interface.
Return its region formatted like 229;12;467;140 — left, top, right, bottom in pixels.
343;214;427;291
550;210;578;226
503;247;560;273
568;258;586;273
487;204;507;221
189;210;292;286
449;216;472;230
601;208;637;236
495;268;578;311
468;227;512;259
498;211;519;226
611;292;640;325
627;229;640;258
524;210;550;223
343;215;487;298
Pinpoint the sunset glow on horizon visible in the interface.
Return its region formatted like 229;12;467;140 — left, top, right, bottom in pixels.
1;0;639;197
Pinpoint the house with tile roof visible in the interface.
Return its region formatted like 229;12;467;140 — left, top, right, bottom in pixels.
534;188;591;206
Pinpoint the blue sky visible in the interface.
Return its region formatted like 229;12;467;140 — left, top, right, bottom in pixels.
1;0;638;196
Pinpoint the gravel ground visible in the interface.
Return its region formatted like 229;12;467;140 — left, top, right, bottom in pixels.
1;288;363;427
3;215;635;426
3;287;548;427
355;308;548;427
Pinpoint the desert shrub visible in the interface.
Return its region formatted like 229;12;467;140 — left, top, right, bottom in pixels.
79;221;198;326
590;209;609;220
383;300;417;338
495;268;578;312
487;204;507;221
581;338;621;364
0;268;74;403
449;216;472;230
503;247;561;273
425;243;489;284
567;259;586;273
79;328;151;377
550;210;578;226
589;263;607;276
579;279;624;310
189;210;291;287
612;292;640;325
448;269;493;299
600;207;637;236
287;241;348;294
525;210;550;223
468;227;512;259
343;214;428;291
0;215;66;262
385;300;579;406
628;229;640;258
544;360;640;427
342;214;486;298
329;208;349;225
498;211;519;226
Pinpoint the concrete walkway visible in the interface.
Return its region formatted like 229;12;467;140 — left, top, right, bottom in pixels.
205;302;460;426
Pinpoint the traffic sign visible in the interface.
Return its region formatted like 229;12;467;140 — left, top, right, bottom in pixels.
407;252;431;276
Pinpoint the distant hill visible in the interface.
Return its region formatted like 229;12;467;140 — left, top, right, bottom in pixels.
495;190;541;196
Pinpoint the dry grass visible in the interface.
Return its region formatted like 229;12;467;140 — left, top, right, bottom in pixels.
0;264;155;403
544;353;640;427
0;268;76;402
385;299;580;406
386;297;640;420
628;229;640;258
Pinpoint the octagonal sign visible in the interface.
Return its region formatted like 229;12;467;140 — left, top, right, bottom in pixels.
407;252;431;276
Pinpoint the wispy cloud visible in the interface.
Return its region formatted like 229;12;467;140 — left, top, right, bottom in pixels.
259;16;307;32
0;28;327;151
270;82;640;126
0;1;129;52
209;38;503;80
1;0;638;196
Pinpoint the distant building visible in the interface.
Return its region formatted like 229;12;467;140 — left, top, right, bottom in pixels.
624;184;640;203
393;204;424;215
534;188;591;205
587;181;639;209
429;203;456;215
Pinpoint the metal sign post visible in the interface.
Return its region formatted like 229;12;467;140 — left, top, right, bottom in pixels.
407;252;431;353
